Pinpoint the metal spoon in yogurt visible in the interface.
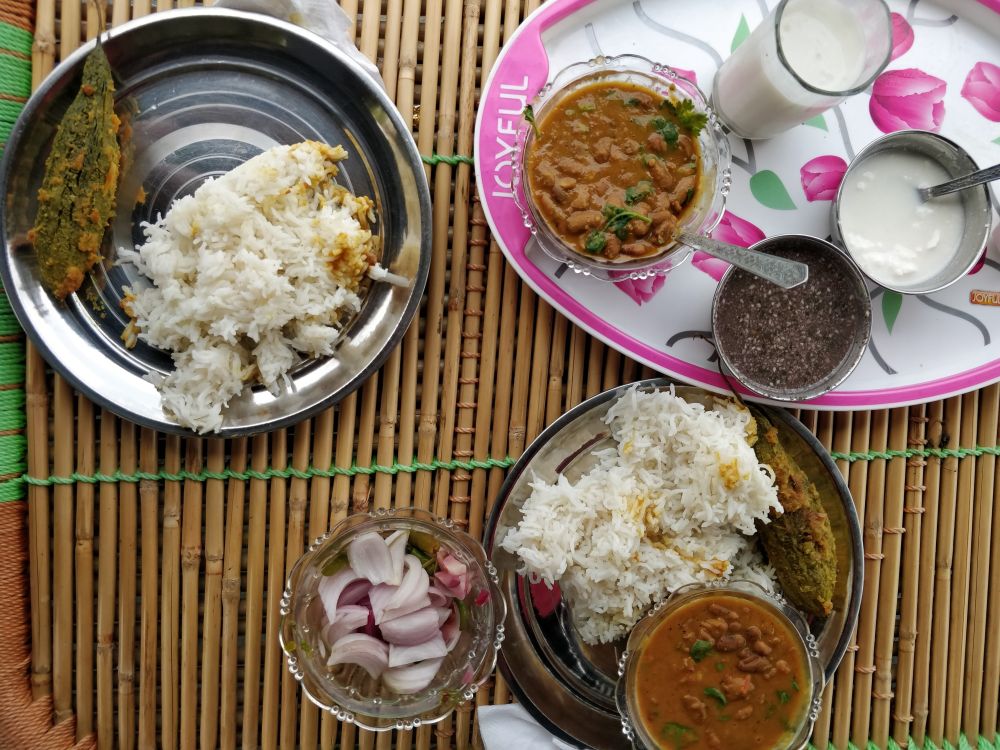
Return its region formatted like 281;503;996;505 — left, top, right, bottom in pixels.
677;231;809;289
918;163;1000;202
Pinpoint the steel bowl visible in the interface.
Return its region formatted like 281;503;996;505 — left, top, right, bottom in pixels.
711;235;872;402
0;8;431;436
831;130;992;295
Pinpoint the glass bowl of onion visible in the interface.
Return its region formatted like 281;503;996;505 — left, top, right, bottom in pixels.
279;507;506;731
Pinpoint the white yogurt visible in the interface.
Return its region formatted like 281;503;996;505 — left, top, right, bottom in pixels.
839;150;966;287
713;0;867;139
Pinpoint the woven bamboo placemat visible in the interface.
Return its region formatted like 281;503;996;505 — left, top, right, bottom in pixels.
1;0;1000;748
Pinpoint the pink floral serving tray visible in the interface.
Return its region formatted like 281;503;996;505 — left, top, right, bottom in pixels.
474;0;1000;409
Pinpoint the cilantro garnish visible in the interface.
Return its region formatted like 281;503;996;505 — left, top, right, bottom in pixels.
660;97;708;136
584;230;606;254
689;639;713;662
704;687;727;707
650;115;679;147
661;721;698;748
522;105;539;136
601;204;651;240
625;180;654;205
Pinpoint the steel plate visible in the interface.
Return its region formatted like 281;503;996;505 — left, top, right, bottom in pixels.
0;8;430;436
485;380;863;750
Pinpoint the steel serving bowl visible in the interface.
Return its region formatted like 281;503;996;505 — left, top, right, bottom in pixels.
711;235;872;402
831;130;992;295
616;581;825;750
511;54;732;282
485;379;862;750
0;7;431;437
279;507;506;731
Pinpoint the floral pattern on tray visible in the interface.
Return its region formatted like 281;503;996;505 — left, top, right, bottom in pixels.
475;0;1000;409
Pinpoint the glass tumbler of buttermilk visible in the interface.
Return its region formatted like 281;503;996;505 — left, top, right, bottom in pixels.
711;0;892;140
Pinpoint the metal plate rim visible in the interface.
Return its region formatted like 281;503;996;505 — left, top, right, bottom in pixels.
485;377;863;749
0;7;431;438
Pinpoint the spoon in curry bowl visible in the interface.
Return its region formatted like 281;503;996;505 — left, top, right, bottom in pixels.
677;231;810;289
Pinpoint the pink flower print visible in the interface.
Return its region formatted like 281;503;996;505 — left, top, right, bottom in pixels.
968;248;987;276
869;68;946;133
961;62;1000;122
693;212;767;283
669;67;698;85
691;252;729;282
800;155;848;202
890;13;914;61
711;211;766;248
613;273;666;305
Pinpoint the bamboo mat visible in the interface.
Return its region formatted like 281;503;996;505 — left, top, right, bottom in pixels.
2;0;1000;748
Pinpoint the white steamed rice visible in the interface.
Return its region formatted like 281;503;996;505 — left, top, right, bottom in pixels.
119;141;376;434
499;386;782;645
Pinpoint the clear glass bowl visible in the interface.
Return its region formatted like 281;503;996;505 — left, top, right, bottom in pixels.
279;507;506;731
511;54;732;282
615;580;824;750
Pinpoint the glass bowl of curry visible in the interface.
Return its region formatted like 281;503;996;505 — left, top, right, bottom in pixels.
513;55;732;281
615;580;823;750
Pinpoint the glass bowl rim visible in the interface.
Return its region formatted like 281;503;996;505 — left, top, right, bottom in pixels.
615;579;825;750
511;53;732;282
278;507;507;731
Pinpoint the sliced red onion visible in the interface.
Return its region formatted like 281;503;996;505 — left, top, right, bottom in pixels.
339;578;372;606
434;606;451;627
382;555;430;619
317;567;362;624
347;531;395;585
388;633;448;668
434;569;470;600
367;583;397;624
385;529;409;584
442;606;461;652
378;606;441;646
382;657;445;694
323;604;370;644
327;633;389;678
427;584;451;608
437;548;467;577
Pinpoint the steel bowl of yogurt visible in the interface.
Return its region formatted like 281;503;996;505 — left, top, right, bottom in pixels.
831;130;992;294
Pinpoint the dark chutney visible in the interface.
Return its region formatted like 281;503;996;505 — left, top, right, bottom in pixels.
713;243;869;393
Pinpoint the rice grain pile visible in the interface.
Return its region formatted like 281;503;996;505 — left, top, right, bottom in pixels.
499;387;782;644
120;141;376;433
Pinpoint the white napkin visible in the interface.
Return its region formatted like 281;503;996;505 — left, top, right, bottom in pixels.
212;0;385;88
477;703;587;750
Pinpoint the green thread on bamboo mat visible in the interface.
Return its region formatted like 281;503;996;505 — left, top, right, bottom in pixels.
0;22;33;57
804;734;1000;750
829;445;1000;462
422;152;475;166
9;455;516;489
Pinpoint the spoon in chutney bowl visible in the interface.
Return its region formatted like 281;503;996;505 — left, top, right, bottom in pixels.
678;231;810;289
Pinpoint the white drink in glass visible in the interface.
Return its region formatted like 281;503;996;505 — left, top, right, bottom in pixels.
712;0;890;139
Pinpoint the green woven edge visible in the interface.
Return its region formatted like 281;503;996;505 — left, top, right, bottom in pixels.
808;734;1000;750
11;442;1000;489
0;19;28;504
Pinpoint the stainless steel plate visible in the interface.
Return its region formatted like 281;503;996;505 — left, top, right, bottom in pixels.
0;8;430;436
485;380;863;750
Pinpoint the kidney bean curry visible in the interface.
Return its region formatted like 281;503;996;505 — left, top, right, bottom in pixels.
634;594;809;750
524;80;705;260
